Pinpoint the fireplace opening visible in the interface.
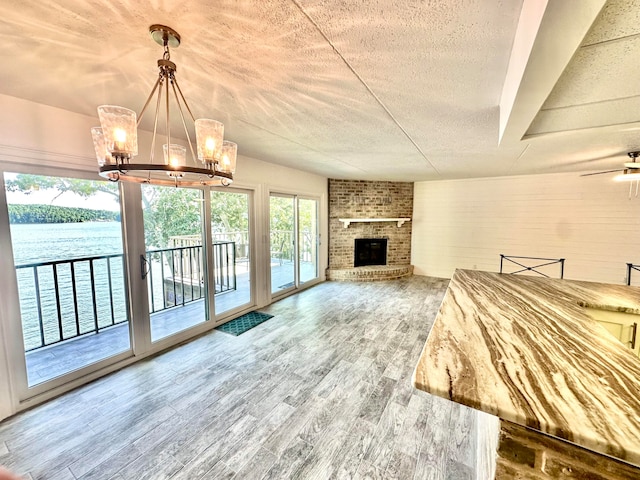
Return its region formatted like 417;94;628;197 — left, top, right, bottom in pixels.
354;238;387;267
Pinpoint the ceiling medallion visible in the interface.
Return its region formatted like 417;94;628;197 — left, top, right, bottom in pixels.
91;25;236;187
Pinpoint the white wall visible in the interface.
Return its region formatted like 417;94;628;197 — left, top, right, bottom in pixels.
0;94;328;420
411;172;640;283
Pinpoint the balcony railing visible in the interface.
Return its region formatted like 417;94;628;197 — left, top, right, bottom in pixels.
144;241;235;313
269;230;315;264
16;242;236;352
16;254;128;352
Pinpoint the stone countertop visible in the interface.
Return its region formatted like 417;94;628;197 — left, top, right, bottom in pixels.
413;269;640;467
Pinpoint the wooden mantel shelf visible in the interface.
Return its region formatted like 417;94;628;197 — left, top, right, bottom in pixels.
338;218;411;228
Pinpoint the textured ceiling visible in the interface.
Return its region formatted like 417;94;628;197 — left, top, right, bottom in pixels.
0;0;639;181
527;0;640;138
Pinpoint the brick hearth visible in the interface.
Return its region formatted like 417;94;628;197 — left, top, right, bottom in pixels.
327;265;414;281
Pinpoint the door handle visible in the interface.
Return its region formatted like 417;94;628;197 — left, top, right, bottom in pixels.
630;322;637;350
140;254;150;280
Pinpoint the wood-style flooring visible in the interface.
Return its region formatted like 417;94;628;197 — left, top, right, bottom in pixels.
0;276;480;480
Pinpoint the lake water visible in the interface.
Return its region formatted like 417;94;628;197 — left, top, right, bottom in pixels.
10;221;123;266
10;222;128;350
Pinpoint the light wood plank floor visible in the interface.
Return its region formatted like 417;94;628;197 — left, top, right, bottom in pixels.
0;276;480;480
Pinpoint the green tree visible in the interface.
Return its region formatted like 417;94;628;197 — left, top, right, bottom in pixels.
142;185;203;248
5;174;119;203
211;191;248;233
8;204;119;223
6;174;252;251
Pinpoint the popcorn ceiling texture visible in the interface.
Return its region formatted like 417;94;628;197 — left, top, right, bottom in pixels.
0;1;530;181
3;2;638;181
328;179;413;271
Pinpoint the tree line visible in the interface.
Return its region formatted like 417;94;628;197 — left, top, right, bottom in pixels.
9;204;120;224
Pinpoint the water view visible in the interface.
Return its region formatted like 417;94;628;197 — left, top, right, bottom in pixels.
11;221;123;265
11;222;128;351
5;174;252;387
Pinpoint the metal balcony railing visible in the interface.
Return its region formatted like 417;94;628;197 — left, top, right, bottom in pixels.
16;242;236;352
16;254;128;352
144;241;235;313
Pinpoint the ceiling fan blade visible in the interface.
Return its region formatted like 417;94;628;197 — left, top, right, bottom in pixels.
580;169;624;177
565;155;622;167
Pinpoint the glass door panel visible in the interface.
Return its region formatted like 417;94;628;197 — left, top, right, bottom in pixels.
270;195;295;294
142;185;207;342
4;172;130;387
298;198;318;284
210;189;252;315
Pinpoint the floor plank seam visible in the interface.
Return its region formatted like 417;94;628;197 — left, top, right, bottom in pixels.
0;277;484;480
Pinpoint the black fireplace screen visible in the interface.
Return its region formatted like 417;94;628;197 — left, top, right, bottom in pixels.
354;238;387;267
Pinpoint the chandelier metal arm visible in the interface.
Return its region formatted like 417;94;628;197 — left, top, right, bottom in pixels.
171;81;199;165
173;78;197;123
137;75;162;128
150;77;165;164
149;76;164;165
165;72;171;161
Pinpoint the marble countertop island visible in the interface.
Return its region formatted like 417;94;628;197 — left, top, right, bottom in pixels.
413;269;640;467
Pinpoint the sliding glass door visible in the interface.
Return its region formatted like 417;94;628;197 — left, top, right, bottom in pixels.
4;172;131;388
211;189;252;316
270;195;295;294
298;198;318;284
270;193;319;295
141;184;208;342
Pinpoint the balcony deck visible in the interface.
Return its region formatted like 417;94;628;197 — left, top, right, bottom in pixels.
24;261;314;386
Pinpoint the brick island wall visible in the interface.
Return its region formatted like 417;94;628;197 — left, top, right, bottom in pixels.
328;179;413;269
497;421;640;479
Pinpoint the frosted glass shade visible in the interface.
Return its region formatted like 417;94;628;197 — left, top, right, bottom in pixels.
163;144;187;177
97;105;138;157
195;119;224;164
219;141;237;174
91;127;113;166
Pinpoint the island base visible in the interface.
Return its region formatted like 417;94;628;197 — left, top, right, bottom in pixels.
496;421;640;479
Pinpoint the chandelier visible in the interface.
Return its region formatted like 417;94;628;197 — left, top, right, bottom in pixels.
91;25;236;187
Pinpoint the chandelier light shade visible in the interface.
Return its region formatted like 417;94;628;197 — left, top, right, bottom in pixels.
163;144;187;174
90;127;111;167
195;119;224;166
220;141;238;174
92;24;236;187
97;106;138;159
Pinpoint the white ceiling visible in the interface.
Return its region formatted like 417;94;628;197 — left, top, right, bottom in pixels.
1;0;639;181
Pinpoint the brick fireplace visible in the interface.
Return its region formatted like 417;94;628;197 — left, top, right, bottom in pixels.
327;179;414;281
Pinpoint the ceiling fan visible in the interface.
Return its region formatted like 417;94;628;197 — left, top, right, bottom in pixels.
579;151;640;177
581;151;640;198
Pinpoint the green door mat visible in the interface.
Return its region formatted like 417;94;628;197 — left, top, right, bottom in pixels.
216;311;274;336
